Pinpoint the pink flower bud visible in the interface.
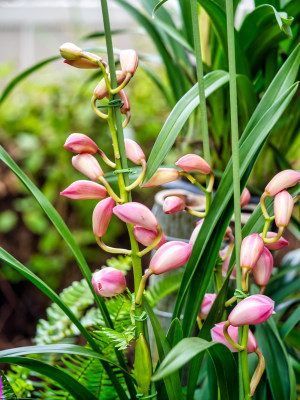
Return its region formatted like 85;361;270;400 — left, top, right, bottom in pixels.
142;168;179;188
64;133;98;154
252;247;273;286
189;219;204;246
60;180;107;200
72;154;103;181
260;232;289;250
265;169;300;197
119;90;130;114
63;51;103;69
220;246;236;279
92;267;126;297
240;187;251;208
274;190;294;227
199;293;216;319
175;154;211;174
124;138;145;165
94;71;126;99
120;49;139;75
211;322;257;353
113;202;158;230
149;241;192;274
133;226;166;249
92;197;115;236
240;233;264;270
59;42;82;60
163;196;186;214
228;294;275;326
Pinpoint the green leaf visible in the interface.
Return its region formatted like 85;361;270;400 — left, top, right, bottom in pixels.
0;56;60;104
152;0;169;18
0;370;17;399
144;300;183;400
280;306;300;340
144;70;229;183
0;356;97;400
256;319;295;400
152;338;238;400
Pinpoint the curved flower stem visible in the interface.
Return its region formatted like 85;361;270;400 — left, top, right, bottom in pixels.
179;172;207;193
225;296;237;307
207;171;215;193
96;236;132;255
241;325;251;400
186;208;206;218
91;95;108;120
214;263;223;293
110;73;132;94
250;348;265;396
125;159;147;192
97;148;116;168
223;321;244;351
241;268;250;293
260;192;271;220
263;226;284;243
221;241;235;261
259;285;266;295
137;225;163;257
135;269;153;306
98;176;123;204
261;217;273;240
196;316;203;330
122;111;131;129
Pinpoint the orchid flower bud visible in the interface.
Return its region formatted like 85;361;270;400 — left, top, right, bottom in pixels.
92;197;115;237
142;168;179;188
64;133;98;154
124;138;145;165
92;267;126;297
189;219;204;246
120;49;139;75
240;187;251;208
211;322;257;353
240;233;264;270
133;226;166;249
252;247;273;286
175;154;211;174
94;71;126;99
224;226;233;240
260;232;289;250
228;294;275;326
199;293;216;319
72;154;103;181
63;51;103;69
274;190;294;227
163;196;186;214
59;42;82;60
60;180;107;200
113;202;158;230
119;90;130;114
264;169;300;197
149;241;192;274
220;246;236;279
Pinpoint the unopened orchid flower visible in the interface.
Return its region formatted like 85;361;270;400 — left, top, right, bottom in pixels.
240;233;264;270
72;154;104;181
175;154;211;174
64;133;98;154
264;169;300;197
61;180;107;200
163;196;186;214
199;293;216;319
113;202;158;230
142;168;179;188
120;49;139;76
189;219;204;246
274;190;294;228
149;241;192;274
92;267;126;297
93;197;115;237
211;322;257;353
252;247;273;288
260;232;289;250
124;138;145;165
240;187;251;208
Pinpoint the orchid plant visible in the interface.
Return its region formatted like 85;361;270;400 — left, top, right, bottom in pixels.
0;0;299;399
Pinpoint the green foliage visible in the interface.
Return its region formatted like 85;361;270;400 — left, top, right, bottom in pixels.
145;271;183;307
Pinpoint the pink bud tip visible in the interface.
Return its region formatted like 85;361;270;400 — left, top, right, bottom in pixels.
60;180;107;200
64;133;98;154
274;190;294;227
252;247;273;286
163;196;186;214
113;202;158;230
72;154;103;181
93;197;115;237
224;226;233;240
175;154;211;174
92;267;126;297
220;246;236;279
120;49;139;75
119;90;130;114
133;226;166;249
199;293;216;319
211;322;257;353
240;187;251;208
149;241;192;274
189;219;204;246
260;232;289;250
142;168;179;188
265;169;300;197
59;42;82;60
124;138;145;165
240;233;264;270
228;294;275;326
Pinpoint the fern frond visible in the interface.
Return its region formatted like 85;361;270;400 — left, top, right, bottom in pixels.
96;325;135;350
145;271;184;307
1;370;17;399
106;255;132;275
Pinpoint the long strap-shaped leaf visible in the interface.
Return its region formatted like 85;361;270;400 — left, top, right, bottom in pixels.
144;70;229;182
152;337;238;400
0;356;97;400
